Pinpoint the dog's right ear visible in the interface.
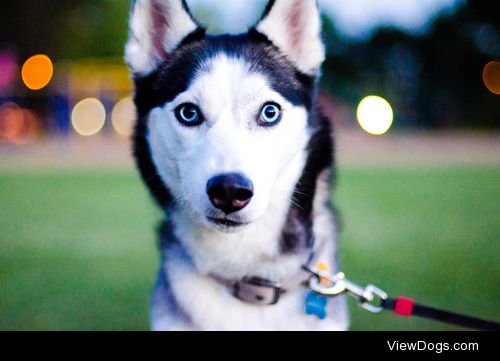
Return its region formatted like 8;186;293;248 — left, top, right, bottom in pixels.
125;0;203;76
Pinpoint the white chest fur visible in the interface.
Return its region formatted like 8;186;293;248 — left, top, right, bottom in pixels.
152;242;349;331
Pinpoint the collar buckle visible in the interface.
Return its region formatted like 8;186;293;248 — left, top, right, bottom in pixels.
233;277;282;306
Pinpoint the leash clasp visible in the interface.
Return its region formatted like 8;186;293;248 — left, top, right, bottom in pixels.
304;266;388;314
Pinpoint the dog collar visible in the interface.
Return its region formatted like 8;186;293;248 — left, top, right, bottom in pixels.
212;266;314;306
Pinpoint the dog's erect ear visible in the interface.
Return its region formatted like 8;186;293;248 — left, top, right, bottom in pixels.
125;0;202;76
255;0;325;75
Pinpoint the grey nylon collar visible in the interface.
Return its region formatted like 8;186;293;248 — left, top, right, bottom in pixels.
212;267;313;306
212;251;318;306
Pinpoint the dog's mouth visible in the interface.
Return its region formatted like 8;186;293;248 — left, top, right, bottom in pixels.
207;216;250;230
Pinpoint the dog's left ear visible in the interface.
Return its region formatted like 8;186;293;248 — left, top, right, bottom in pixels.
255;0;325;76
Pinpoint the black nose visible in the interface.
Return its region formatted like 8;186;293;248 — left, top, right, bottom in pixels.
207;173;254;214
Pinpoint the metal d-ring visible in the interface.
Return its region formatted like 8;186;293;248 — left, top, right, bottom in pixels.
304;265;348;296
305;266;388;314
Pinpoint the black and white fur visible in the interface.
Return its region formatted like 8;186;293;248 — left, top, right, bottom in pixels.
126;0;348;331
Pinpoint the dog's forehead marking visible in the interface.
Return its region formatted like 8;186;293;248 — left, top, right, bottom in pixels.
177;53;289;126
135;34;315;117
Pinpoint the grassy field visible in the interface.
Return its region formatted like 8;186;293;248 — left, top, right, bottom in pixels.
0;167;499;330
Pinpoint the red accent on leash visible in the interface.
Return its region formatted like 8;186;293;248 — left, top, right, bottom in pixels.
393;297;415;317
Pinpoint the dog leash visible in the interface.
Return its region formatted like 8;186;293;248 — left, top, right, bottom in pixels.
304;265;500;331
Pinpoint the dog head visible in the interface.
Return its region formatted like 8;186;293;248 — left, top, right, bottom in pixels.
126;0;327;234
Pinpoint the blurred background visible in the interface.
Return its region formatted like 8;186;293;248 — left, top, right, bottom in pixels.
0;0;498;331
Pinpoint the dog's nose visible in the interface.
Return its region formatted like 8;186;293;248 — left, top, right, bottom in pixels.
207;173;254;214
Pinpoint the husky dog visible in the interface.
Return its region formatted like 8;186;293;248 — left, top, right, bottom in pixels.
125;0;348;331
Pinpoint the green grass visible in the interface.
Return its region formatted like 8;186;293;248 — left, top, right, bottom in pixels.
0;167;499;330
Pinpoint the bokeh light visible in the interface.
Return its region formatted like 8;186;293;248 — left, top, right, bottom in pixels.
0;103;24;140
482;61;500;95
111;97;135;137
0;102;41;144
357;96;394;135
21;54;54;91
71;98;106;137
0;50;17;91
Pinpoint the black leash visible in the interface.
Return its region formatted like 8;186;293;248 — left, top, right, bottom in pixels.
382;297;500;331
305;267;500;331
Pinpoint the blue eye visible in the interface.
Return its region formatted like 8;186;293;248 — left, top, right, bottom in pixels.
259;103;282;126
175;103;204;126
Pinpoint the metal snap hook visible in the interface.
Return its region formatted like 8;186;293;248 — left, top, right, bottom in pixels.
304;265;388;314
305;266;347;296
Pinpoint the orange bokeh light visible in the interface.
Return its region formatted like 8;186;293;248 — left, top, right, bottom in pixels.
0;102;40;144
0;103;24;140
21;54;54;91
483;61;500;95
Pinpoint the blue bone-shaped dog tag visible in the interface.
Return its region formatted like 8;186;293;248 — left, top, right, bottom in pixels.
305;292;329;320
